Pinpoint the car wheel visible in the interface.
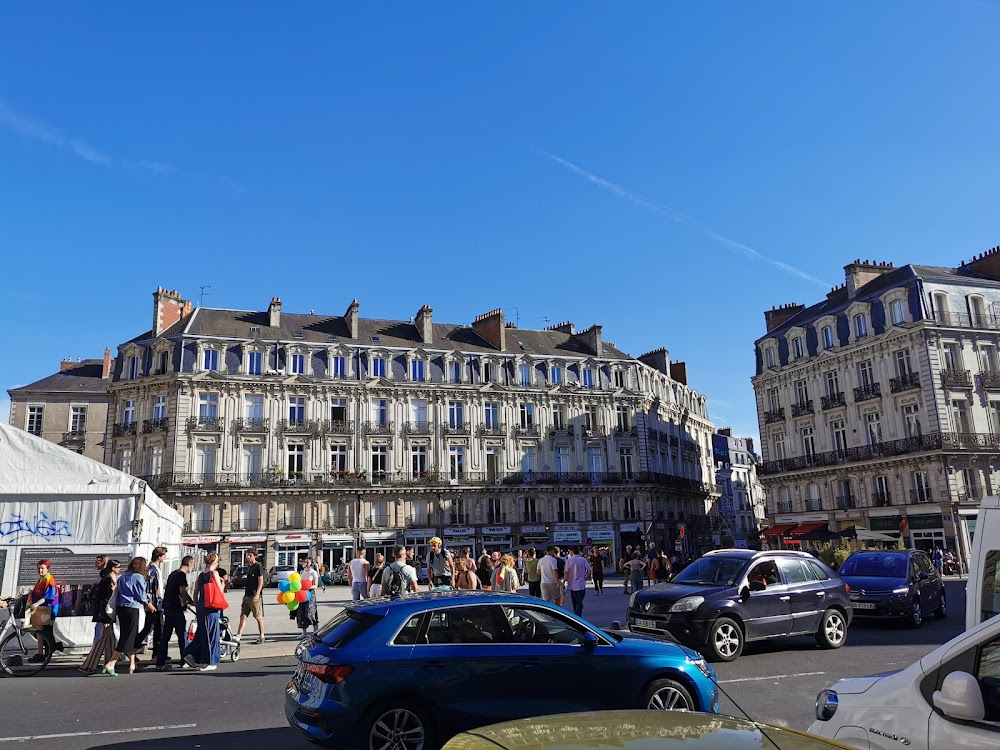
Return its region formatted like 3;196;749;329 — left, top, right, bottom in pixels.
934;591;947;619
643;678;696;712
706;617;743;662
367;700;432;750
815;609;847;649
907;599;923;629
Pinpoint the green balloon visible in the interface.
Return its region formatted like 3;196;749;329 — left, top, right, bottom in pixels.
286;600;299;610
289;581;302;592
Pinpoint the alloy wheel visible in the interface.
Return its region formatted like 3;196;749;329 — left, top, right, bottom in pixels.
714;623;741;659
912;601;923;627
647;686;693;711
370;708;426;750
824;612;846;646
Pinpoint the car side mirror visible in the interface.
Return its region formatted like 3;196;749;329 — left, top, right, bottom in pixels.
749;580;767;593
740;586;751;602
580;631;599;650
933;672;985;722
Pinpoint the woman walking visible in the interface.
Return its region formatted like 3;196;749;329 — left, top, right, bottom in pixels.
102;557;148;675
523;548;541;598
368;553;387;597
183;553;225;672
296;559;320;638
490;554;520;592
81;559;120;674
588;548;605;594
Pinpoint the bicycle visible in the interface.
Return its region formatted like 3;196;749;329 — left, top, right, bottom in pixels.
0;596;52;677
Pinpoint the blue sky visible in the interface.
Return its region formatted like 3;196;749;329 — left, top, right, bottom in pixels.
2;2;1000;439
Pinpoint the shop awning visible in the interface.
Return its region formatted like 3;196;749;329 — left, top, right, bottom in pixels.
761;523;797;537
789;522;828;537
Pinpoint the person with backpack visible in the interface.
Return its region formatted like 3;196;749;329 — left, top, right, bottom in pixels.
426;537;454;588
382;545;420;597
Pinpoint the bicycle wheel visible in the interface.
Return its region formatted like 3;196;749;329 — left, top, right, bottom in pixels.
0;630;51;677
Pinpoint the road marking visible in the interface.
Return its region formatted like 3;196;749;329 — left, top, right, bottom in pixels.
0;724;197;742
720;671;826;684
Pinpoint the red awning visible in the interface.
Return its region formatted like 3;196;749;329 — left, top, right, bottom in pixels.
761;523;798;537
789;521;828;536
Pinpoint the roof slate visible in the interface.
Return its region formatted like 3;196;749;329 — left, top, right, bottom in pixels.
8;359;110;395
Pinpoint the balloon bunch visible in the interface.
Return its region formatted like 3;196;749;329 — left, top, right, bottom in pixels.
275;571;315;610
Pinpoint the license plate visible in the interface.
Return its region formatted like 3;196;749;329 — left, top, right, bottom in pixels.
634;618;659;629
853;602;876;610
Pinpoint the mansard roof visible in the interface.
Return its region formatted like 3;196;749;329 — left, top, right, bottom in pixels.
8;359;110;396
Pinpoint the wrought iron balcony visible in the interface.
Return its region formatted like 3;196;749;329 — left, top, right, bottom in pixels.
231;520;260;532
934;310;1000;329
363;421;394;435
113;421;137;437
143;418;169;433
872;491;893;507
821;392;847;410
805;498;822;511
590;511;610;521
557;512;577;523
889;372;921;393
514;425;540;438
614;426;638;438
442;422;471;436
277;517;307;531
366;515;391;528
522;513;539;523
184;521;215;534
278;418;318;436
853;383;882;402
981;371;1000;390
325;517;352;530
487;514;508;524
791;400;814;418
910;489;932;503
448;514;470;526
549;426;574;438
580;426;606;438
233;417;269;433
187;416;224;433
776;501;793;514
941;368;973;389
836;495;856;510
62;430;87;443
402;421;432;435
478;423;508;437
321;419;354;435
763;408;785;424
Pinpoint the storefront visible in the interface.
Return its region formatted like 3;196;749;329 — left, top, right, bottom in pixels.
586;523;615;561
868;515;904;543
404;528;437;561
552;524;582;548
481;525;514;553
362;531;398;566
619;522;643;558
320;534;355;570
519;524;549;548
228;534;268;570
183;535;222;557
443;526;477;554
907;513;948;554
272;533;314;568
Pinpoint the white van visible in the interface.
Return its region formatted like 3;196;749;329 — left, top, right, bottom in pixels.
966;496;1000;631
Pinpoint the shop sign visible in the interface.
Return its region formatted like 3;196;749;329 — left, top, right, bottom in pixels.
322;540;354;549
553;530;582;543
588;523;614;531
448;537;476;545
481;526;512;535
183;536;222;545
274;534;311;542
909;514;944;530
229;535;267;544
321;534;354;542
362;531;397;541
444;527;474;536
587;527;615;541
869;516;903;532
405;529;436;537
521;525;547;534
619;523;642;533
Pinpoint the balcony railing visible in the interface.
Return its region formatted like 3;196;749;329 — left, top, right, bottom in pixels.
62;430;87;443
836;495;856;510
776;501;793;514
953;492;982;504
478;423;508;437
763;408;785;424
514;425;540;438
590;511;610;521
872;491;892;507
325;517;352;530
487;515;508;524
366;515;391;528
231;520;260;532
448;514;470;526
853;383;882;402
614;426;638;438
581;426;607;438
233;417;269;433
442;422;471;436
910;489;932;504
522;512;539;523
557;512;577;523
805;498;822;511
791;400;814;418
981;371;1000;390
821;392;847;410
277;517;307;530
187;416;224;433
278;418;318;436
889;372;921;393
363;421;394;435
322;419;354;434
941;368;973;389
934;310;1000;330
549;426;574;438
403;421;432;435
184;521;215;534
113;421;137;437
143;418;169;434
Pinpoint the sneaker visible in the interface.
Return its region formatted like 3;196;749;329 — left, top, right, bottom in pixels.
183;653;197;669
157;663;172;671
232;634;241;642
198;664;218;671
254;637;266;645
28;653;46;664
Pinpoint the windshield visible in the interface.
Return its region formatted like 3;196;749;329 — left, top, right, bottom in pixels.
672;556;748;586
839;554;908;578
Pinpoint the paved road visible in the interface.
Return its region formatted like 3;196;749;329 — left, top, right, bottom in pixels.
0;579;967;749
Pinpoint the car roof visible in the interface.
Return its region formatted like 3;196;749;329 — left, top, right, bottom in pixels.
703;549;815;560
346;589;544;614
847;549;915;556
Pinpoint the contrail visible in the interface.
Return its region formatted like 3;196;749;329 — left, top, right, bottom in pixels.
538;147;832;288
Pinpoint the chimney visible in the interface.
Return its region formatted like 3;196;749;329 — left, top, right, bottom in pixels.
718;427;733;437
472;308;506;351
669;360;688;385
763;303;805;332
414;304;433;345
344;299;359;339
747;437;756;455
60;358;75;372
962;245;1000;281
268;297;282;328
638;347;670;376
152;287;192;336
578;324;603;355
844;259;894;298
545;321;575;335
102;348;113;379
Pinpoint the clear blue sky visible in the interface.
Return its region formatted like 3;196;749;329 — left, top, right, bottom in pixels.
3;2;999;440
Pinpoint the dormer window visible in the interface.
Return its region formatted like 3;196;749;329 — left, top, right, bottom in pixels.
582;368;595;389
519;363;532;387
203;348;219;372
247;351;263;376
792;337;804;360
765;347;776;369
449;360;462;383
126;354;142;380
290;352;306;375
550;364;563;385
411;358;425;382
613;369;626;389
484;362;496;383
331;354;346;379
155;349;169;375
854;314;868;339
822;325;835;349
371;356;386;378
889;299;905;326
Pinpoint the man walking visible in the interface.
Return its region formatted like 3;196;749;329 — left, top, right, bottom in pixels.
564;547;593;617
538;546;561;604
137;546;166;655
157;555;194;670
386;545;421;593
347;549;370;600
426;537;454;588
236;550;266;644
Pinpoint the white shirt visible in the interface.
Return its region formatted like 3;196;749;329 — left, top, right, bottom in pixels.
388;561;419;591
537;555;560;584
301;568;320;586
348;558;368;583
564;555;592;592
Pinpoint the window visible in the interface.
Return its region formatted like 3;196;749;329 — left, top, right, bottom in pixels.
963;467;982;500
484;402;500;428
865;412;882;445
371;356;386;378
521;447;536;474
873;475;892;507
70;406;87;434
373;399;388;426
449;446;465;479
248;351;262;375
943;344;960;371
772;433;786;460
857;360;874;387
895;349;912;377
584;405;598;431
411;399;428;426
557;496;574;521
622;497;638;520
448;401;464;428
582;368;594;389
146;444;163;476
203;348;219;371
411;446;428;477
792;337;804;359
287;444;305;477
854;314;868;339
614;370;625;389
115;446;133;473
330;445;348;475
484;362;496;383
195;444;216;479
519;403;534;428
522;496;537;521
197;394;217;420
332;356;346;378
619;448;634;478
777;558;812;585
450;361;462;383
765;347;776;368
795;380;809;404
978;551;1000;623
587;446;602;477
519;364;531;387
330;398;347;422
423;606;507;645
767;387;781;412
974;636;1000;722
981;345;999;374
411;359;425;382
970;296;989;328
952;399;972;433
243;444;263;477
127;355;141;379
889;299;905;325
902;404;922;438
747;560;781;587
371;445;388;478
800;426;815;457
825;371;839;398
551;405;564;429
191;503;213;533
290;353;305;375
911;471;930;503
615;406;630;430
550;365;563;384
244;394;263;421
289;396;306;424
822;325;835;349
155;349;169;375
554;447;569;475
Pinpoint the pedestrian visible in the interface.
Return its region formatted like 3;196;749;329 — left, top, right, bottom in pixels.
538;546;561;604
933;547;944;575
235;549;266;645
477;549;493;590
588;548;605;594
26;559;64;661
523;547;542;597
156;555;194;670
426;537;455;588
651;550;671;584
555;548;566;606
620;548;633;595
347;549;370;601
564;547;593;617
318;563;328;592
624;551;647;592
453;548;480;590
385;545;420;593
89;554;109;643
81;558;120;674
183;553;226;672
515;550;525;579
102;557;149;675
136;546;166;657
369;553;387;597
491;553;520;592
296;559;320;638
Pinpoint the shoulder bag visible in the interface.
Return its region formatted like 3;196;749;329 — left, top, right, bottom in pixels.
202;573;230;612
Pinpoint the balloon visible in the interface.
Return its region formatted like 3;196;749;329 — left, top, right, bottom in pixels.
288;572;301;583
305;590;312;601
295;590;308;603
282;591;295;604
289;581;302;593
278;580;291;593
276;593;286;605
286;601;299;611
301;578;313;591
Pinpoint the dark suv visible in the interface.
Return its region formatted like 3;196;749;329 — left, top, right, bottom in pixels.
837;549;945;627
627;549;852;662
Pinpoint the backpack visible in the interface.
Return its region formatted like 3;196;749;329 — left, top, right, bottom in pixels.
383;563;407;597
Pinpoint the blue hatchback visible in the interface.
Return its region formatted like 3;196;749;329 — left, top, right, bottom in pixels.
285;591;719;750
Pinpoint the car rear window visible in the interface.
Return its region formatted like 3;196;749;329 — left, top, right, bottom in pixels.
839;554;907;578
317;609;381;648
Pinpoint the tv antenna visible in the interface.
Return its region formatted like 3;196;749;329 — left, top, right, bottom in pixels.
540;316;551;328
505;306;520;327
199;285;212;308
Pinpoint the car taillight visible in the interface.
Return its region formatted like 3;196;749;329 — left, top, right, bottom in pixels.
304;663;354;684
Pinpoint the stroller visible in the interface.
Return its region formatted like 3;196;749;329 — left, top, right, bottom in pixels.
185;606;241;663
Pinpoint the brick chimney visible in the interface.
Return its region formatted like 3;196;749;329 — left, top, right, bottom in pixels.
962;245;1000;281
472;308;506;351
669;360;688;385
415;304;433;345
268;297;282;328
344;299;359;339
545;321;575;335
152;287;192;336
60;358;75;372
639;347;670;375
578;324;603;355
102;348;113;379
763;303;805;332
844;259;894;298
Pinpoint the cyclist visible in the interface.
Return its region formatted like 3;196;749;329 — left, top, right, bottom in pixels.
27;559;64;661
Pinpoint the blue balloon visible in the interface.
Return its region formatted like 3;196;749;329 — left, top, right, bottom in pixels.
278;580;291;593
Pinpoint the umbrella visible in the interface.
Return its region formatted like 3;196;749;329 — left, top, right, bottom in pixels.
797;527;843;542
840;526;898;542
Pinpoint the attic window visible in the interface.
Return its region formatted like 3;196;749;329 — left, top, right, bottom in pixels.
293;331;304;339
602;347;610;353
249;326;261;334
371;336;381;343
519;343;531;351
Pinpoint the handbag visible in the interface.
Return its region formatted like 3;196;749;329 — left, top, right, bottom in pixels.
28;605;52;630
202;574;229;612
101;594;118;624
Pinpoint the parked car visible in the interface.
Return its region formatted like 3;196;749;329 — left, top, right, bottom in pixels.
627;549;852;662
809;606;1000;749
837;549;946;627
268;565;295;588
446;710;857;750
229;565;249;590
285;591;720;750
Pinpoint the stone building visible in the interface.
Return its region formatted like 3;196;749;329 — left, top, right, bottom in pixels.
105;288;720;572
752;251;1000;566
712;429;767;549
7;351;114;462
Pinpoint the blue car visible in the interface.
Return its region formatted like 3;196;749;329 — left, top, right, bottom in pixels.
285;590;720;750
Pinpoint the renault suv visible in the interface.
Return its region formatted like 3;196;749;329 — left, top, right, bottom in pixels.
627;549;852;662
